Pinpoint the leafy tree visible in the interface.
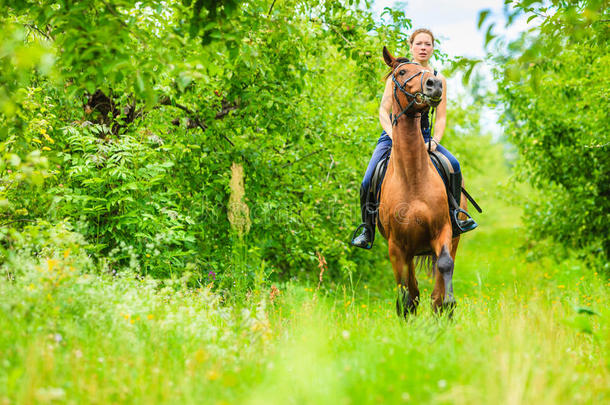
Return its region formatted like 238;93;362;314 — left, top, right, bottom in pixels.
479;0;609;261
1;0;423;286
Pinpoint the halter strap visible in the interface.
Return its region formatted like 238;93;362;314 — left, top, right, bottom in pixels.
390;62;438;126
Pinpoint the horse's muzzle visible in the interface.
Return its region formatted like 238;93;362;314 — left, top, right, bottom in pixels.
424;76;443;106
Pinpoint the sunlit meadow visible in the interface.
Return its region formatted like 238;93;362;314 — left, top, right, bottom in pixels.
1;144;609;405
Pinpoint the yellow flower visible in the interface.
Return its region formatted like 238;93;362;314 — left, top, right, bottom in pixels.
42;133;54;143
147;314;154;320
42;146;51;151
206;369;220;381
47;259;58;272
32;138;42;144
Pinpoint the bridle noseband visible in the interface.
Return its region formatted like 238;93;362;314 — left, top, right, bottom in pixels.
391;62;441;126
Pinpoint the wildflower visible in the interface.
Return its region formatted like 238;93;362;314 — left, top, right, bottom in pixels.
194;349;209;363
269;285;280;303
42;133;54;143
42;146;51;151
47;259;58;272
206;369;220;381
208;270;216;280
147;314;154;320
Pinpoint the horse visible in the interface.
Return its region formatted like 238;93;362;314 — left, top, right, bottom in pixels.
377;47;470;316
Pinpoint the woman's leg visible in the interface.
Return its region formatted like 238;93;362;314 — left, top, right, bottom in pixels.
352;133;393;248
361;133;393;194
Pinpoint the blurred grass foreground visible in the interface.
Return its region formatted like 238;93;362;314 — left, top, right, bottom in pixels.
1;147;609;404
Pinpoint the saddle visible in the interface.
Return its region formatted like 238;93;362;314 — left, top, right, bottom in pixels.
359;149;482;247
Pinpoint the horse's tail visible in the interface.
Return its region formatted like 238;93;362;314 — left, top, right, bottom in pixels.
415;254;436;277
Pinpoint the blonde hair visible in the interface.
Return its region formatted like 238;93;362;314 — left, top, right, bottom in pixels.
409;28;435;46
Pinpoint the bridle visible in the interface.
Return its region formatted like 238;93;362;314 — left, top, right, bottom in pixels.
391;62;441;126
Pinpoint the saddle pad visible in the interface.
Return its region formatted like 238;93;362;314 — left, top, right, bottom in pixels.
428;150;455;189
369;149;454;197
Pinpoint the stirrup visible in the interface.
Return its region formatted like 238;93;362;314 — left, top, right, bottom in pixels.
350;223;373;250
453;208;478;233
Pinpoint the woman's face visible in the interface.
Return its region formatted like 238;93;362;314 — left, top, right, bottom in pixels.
410;33;434;62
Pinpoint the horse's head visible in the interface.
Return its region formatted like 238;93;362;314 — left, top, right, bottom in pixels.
382;47;442;119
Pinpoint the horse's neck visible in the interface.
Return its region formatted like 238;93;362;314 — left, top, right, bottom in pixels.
390;114;430;185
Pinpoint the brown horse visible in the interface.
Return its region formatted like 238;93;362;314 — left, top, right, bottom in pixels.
377;47;468;316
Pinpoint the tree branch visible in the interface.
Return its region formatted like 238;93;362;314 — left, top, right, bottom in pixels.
281;149;324;168
159;96;238;146
24;23;52;40
268;0;277;17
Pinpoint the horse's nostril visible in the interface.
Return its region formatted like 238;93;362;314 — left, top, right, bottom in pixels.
426;78;435;87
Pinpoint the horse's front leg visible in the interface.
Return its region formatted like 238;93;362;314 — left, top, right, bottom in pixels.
432;226;456;314
388;239;419;317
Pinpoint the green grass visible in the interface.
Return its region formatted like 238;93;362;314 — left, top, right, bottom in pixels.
1;222;609;404
1;155;609;404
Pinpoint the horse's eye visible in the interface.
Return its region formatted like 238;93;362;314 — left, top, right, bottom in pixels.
399;70;405;76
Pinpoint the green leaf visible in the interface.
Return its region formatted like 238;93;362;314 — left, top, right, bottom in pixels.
477;9;491;30
575;306;598;316
484;23;496;47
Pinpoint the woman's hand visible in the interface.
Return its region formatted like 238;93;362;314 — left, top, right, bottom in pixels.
425;138;439;151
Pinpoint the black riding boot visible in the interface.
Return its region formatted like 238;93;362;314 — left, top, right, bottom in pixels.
351;185;374;249
449;172;478;234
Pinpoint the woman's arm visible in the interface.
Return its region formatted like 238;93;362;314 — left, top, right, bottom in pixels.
379;76;394;140
431;74;447;144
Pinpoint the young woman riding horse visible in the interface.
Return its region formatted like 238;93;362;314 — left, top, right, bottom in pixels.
351;29;478;314
351;29;476;250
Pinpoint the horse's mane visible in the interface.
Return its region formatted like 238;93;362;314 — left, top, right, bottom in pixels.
384;57;410;79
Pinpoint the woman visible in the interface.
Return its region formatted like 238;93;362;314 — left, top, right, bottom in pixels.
351;28;476;249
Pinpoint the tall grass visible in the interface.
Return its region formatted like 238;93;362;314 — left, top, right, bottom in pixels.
1;145;609;404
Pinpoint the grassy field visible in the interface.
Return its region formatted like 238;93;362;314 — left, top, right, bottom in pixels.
2;160;609;405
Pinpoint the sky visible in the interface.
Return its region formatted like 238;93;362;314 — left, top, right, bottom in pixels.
372;0;531;60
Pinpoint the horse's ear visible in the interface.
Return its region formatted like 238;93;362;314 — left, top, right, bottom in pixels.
383;46;394;67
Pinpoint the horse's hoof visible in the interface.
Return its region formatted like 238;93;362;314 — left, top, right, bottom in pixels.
396;294;419;318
